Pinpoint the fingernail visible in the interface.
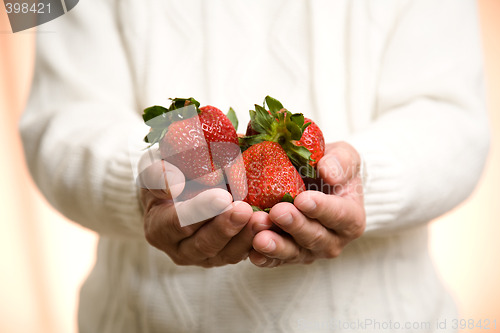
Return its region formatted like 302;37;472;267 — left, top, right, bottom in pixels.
275;212;293;226
254;255;267;265
298;199;316;213
324;156;342;179
262;239;276;252
231;210;250;221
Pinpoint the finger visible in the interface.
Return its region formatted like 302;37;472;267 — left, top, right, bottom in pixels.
268;202;341;257
174;188;233;227
178;199;251;261
216;210;273;264
317;142;361;186
294;190;365;240
143;199;205;251
248;250;283;268
149;188;232;247
248;211;274;234
252;230;308;263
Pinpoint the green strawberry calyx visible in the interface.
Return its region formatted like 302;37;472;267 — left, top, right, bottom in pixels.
142;97;201;146
251;193;296;212
226;107;239;132
240;96;316;178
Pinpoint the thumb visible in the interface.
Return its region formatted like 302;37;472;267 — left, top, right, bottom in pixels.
317;142;361;186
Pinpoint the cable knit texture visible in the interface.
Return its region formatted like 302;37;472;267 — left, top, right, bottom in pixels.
20;0;489;332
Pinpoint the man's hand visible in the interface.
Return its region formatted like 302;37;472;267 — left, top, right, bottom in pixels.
138;154;271;267
249;142;366;267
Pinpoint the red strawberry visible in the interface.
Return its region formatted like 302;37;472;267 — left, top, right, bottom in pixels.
295;117;325;167
221;151;248;201
143;98;239;186
245;120;258;136
242;96;325;178
176;152;247;202
243;141;305;209
246;113;324;168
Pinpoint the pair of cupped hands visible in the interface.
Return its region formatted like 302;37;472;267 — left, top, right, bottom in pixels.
138;142;366;268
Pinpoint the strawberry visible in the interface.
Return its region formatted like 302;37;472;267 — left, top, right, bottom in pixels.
243;141;305;209
242;96;325;178
295;117;325;167
143;98;239;186
246;114;324;168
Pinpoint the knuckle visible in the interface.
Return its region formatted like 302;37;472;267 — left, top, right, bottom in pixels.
199;260;216;268
193;237;219;258
226;257;241;265
346;218;366;239
169;219;188;237
286;248;301;263
324;246;342;259
170;255;190;266
219;224;238;239
353;221;366;238
279;244;301;263
333;205;348;223
143;227;156;246
304;228;326;250
292;218;308;237
304;258;316;265
219;253;243;265
143;222;161;248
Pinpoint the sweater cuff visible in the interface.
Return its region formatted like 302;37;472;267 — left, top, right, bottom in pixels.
101;144;144;238
346;137;404;236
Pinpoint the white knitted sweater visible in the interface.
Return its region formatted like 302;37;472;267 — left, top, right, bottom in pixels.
20;0;489;332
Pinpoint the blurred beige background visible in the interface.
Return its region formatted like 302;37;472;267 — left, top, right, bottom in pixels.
1;1;498;332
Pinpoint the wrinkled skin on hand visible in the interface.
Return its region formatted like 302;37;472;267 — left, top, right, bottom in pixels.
248;141;366;267
138;141;365;268
138;153;271;267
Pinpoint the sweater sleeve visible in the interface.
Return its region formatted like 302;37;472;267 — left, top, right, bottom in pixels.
19;0;148;238
347;0;490;236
